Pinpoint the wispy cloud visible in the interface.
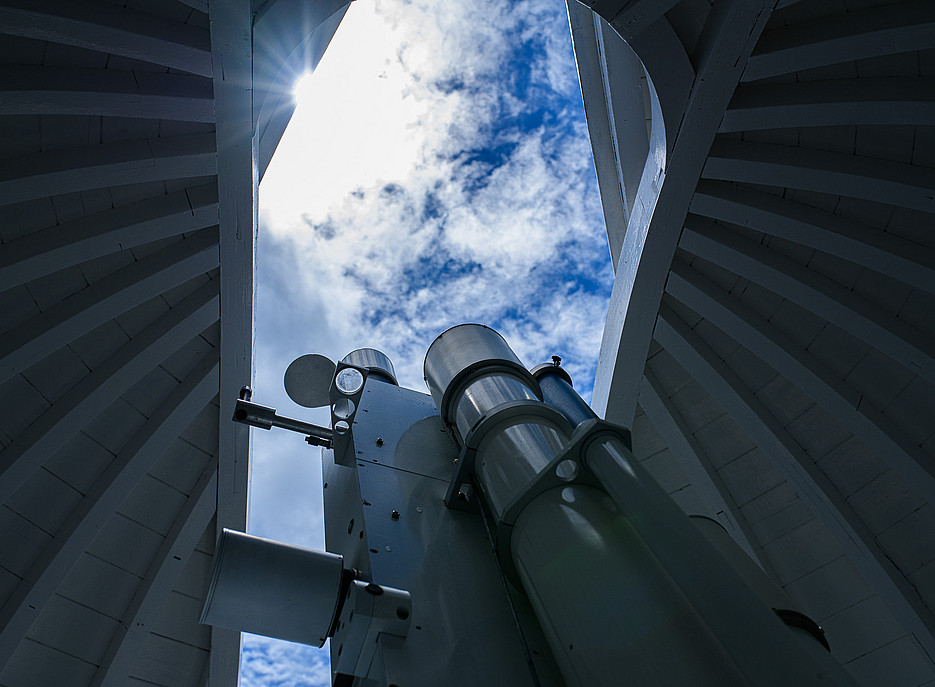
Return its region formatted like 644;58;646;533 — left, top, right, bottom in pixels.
259;0;609;394
246;0;610;682
241;634;332;687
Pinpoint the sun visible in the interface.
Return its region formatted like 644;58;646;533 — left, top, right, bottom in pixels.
292;70;317;107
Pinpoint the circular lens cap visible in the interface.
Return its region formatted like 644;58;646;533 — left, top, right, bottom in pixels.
284;354;336;408
335;367;365;395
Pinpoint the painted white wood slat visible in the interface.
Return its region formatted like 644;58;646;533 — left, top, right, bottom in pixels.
679;215;935;385
0;66;214;121
0;355;218;671
565;1;631;267
0;281;219;504
0;184;219;291
703;140;935;215
721;77;935;132
93;457;218;687
655;299;935;668
665;258;935;509
0;133;218;207
592;0;775;426
0;0;212;76
208;0;254;684
177;0;209;14
604;0;682;43
639;368;770;569
0;229;219;384
690;180;935;296
743;0;935;82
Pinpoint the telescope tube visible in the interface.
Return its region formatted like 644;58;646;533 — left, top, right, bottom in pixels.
424;324;855;687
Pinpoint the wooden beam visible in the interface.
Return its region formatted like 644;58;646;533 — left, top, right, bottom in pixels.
0;229;219;385
605;0;682;43
666;258;935;507
0;280;219;504
703;139;935;215
592;0;776;425
0;355;219;670
177;0;209;13
0;133;217;207
0;66;214;121
252;0;349;178
721;77;935;132
638;369;770;571
566;0;631;267
655;299;935;666
743;0;935;82
93;451;219;687
0;184;219;291
208;0;254;683
0;0;212;76
679;215;935;385
690;180;935;295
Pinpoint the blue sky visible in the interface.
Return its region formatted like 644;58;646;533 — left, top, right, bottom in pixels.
242;0;612;683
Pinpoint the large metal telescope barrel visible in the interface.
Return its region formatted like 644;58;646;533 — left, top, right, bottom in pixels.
424;324;854;687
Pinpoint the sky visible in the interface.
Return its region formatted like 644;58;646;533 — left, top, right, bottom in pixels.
241;0;612;683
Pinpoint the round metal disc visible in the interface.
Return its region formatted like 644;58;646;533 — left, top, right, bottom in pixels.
284;354;335;408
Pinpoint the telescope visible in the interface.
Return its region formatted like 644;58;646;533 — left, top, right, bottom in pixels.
201;324;854;686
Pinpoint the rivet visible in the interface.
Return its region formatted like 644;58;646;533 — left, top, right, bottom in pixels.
391;510;400;520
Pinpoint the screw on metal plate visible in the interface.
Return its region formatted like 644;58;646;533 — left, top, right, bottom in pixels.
376;437;384;446
239;385;252;400
391;510;400;520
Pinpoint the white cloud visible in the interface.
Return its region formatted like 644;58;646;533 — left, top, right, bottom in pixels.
241;634;332;687
246;0;612;681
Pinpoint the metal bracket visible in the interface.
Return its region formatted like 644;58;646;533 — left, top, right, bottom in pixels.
329;363;369;466
492;419;632;585
439;362;542;428
331;580;412;679
444;399;573;512
231;392;333;448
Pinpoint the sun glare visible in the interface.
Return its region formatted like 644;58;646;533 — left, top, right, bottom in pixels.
292;70;317;107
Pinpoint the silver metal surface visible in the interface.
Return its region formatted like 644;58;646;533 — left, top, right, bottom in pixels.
453;374;538;439
476;422;567;519
423;323;538;423
342;347;398;385
232;398;333;446
585;436;857;685
534;366;598;430
423;324;854;685
325;380;563;686
284;353;336;407
199;529;344;647
331;580;412;680
512;485;746;687
690;515;791;611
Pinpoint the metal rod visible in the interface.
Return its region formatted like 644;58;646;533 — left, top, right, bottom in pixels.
273;415;332;446
232;398;333;447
